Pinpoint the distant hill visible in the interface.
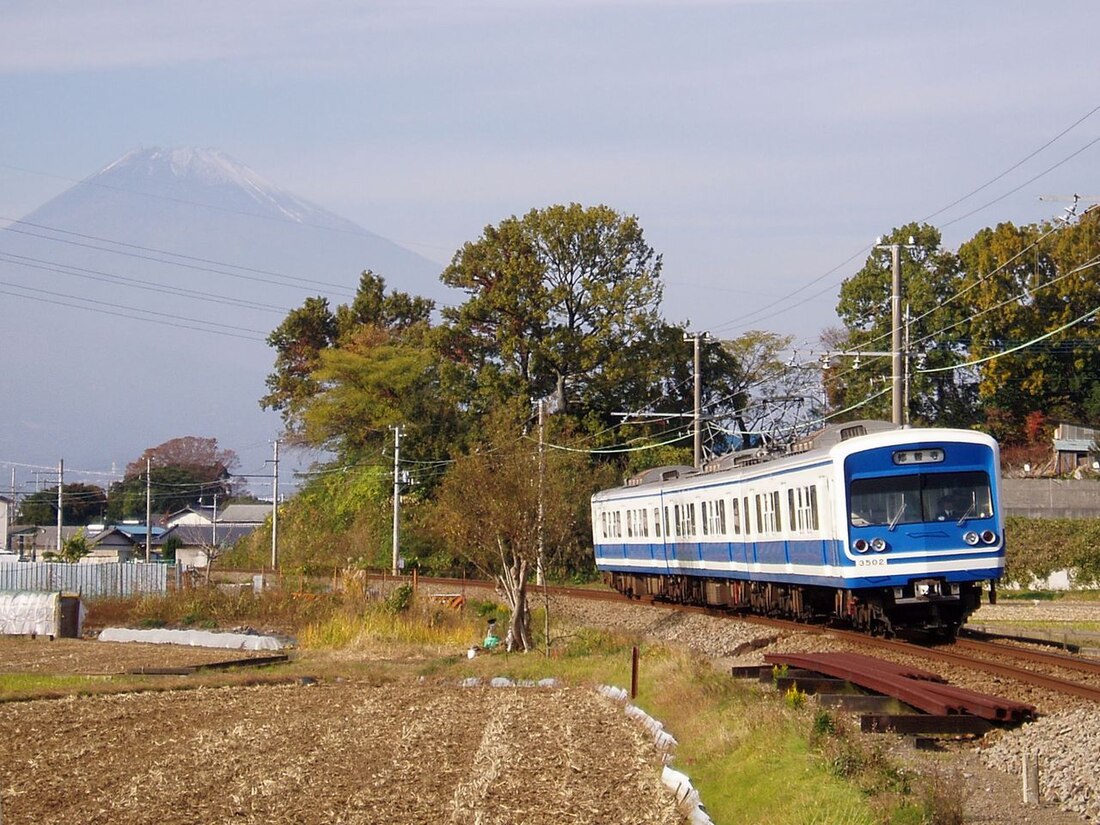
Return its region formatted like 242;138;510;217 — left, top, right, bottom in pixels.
0;146;451;481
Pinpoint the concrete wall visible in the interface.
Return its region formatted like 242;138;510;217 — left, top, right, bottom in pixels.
1003;478;1100;519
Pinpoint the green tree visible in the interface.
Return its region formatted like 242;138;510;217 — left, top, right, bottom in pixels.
334;270;434;341
107;437;239;522
300;326;461;466
441;204;665;415
44;529;90;563
263;273;446;459
260;295;338;435
834;223;976;426
960;211;1100;440
18;483;107;525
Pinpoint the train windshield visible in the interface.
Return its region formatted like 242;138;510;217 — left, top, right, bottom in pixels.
849;471;992;527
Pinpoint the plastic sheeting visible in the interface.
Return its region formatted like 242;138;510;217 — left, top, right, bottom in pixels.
98;627;284;650
0;591;59;636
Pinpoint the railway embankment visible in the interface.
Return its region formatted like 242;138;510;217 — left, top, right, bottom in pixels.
543;589;1100;824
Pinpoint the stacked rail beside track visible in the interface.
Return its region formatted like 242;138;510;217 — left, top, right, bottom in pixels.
762;651;1036;723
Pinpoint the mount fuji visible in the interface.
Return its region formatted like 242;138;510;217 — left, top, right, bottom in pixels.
0;147;452;487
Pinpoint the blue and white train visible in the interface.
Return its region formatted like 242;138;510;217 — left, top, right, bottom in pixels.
591;420;1004;636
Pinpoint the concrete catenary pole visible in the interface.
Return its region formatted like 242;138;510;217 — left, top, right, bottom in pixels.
875;236;915;427
890;243;903;427
537;397;546;587
145;457;151;561
391;425;403;576
683;332;710;468
57;459;63;555
270;440;279;569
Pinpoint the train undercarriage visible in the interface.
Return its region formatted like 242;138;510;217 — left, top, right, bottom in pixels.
604;571;984;638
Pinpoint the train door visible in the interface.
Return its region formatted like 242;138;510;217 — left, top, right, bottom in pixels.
812;476;834;567
655;492;671;574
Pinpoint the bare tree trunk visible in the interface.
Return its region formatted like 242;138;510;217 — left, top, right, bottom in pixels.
496;539;533;652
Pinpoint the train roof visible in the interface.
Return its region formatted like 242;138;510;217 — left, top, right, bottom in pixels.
604;421;997;497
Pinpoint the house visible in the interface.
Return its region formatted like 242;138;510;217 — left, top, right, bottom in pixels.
83;527;140;563
6;525;86;560
157;522;258;569
163;505;217;528
1052;422;1098;476
84;524;167;563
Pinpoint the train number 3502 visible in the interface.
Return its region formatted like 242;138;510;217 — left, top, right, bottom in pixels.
855;557;887;567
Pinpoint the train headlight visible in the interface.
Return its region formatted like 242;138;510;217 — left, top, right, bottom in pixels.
871;537;888;553
853;538;869;553
963;531;980;545
981;530;997;544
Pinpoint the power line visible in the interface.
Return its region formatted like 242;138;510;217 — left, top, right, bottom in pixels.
710;104;1100;335
1;221;359;297
0;283;268;341
0;251;290;314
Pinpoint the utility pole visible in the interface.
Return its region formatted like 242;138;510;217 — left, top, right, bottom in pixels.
903;304;912;426
391;425;403;576
536;398;546;586
683;332;711;467
145;457;151;562
875;237;916;427
270;440;280;569
57;459;63;556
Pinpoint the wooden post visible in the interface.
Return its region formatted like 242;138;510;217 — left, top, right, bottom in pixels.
631;646;640;699
1022;753;1040;804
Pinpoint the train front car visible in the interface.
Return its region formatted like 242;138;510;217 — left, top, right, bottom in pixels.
837;428;1003;636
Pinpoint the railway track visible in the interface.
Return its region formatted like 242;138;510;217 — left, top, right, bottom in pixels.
415;575;1100;704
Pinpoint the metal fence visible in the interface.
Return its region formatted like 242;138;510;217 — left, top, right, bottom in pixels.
0;561;176;598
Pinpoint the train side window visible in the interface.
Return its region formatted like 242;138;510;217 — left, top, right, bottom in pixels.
642;509;649;537
614;511;622;538
600;511;607;539
700;501;709;535
626;510;633;538
673;504;681;537
744;496;752;535
716;499;726;534
809;485;819;530
755;495;765;533
688;503;697;536
787;489;796;531
772;491;782;532
654;507;662;537
664;507;671;536
731;498;741;535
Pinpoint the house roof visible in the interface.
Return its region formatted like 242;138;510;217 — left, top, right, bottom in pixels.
159;523;258;547
163;505;215;525
8;525;87;548
88;527;138;547
217;504;270;524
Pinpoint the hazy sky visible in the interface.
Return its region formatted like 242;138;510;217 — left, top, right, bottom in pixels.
1;1;1098;482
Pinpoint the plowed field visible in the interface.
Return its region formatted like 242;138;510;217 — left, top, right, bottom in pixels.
0;652;680;824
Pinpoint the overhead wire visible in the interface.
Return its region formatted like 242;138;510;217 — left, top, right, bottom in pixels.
1;222;359;298
0;251;290;314
709;104;1100;336
0;281;269;341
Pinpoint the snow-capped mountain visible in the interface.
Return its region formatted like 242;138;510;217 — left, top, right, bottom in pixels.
0;146;449;483
79;147;368;231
